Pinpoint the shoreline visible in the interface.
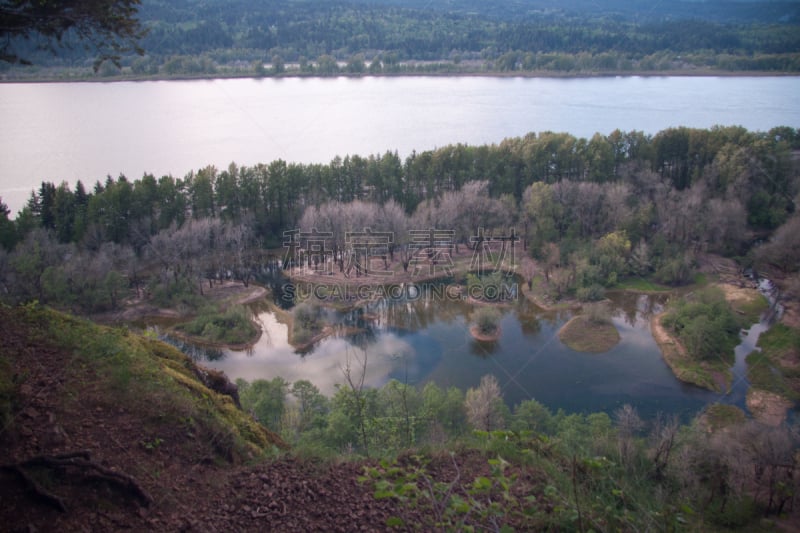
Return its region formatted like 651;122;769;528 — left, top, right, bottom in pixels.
650;312;729;393
2;69;799;85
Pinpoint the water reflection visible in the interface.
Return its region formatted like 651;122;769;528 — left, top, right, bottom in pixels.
180;286;769;420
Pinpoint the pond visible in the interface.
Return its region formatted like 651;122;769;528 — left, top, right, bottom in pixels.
178;282;758;420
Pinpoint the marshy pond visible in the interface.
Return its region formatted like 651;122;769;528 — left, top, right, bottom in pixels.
170;281;777;420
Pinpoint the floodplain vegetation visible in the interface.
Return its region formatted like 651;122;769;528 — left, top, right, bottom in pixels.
1;124;800;529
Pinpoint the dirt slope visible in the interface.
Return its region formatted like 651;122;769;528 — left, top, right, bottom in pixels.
0;306;405;532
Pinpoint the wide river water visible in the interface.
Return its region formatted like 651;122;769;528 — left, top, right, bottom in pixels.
1;75;799;213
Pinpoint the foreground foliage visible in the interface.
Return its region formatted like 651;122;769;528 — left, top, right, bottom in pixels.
234;359;800;529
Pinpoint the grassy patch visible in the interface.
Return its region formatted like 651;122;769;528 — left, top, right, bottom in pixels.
746;324;800;400
176;305;259;346
757;323;800;358
24;305;285;459
718;285;770;326
614;277;673;293
746;351;797;399
289;301;326;346
558;315;620;353
702;404;746;432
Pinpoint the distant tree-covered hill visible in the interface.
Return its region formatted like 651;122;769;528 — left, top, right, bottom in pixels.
3;0;799;75
359;0;800;23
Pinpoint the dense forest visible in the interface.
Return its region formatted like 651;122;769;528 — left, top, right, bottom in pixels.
3;0;800;76
0;124;798;313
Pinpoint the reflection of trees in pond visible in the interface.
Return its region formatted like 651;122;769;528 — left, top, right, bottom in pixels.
347;328;378;348
161;334;225;361
515;300;541;336
606;293;667;327
469;338;499;357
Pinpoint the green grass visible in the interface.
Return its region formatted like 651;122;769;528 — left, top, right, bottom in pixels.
730;293;769;326
614;277;673;292
746;351;797;399
757;323;800;356
747;324;800;400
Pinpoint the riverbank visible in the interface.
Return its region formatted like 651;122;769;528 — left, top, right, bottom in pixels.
650;312;730;393
3;68;798;84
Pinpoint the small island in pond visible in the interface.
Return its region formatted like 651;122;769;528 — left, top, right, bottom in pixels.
469;306;502;342
558;311;621;353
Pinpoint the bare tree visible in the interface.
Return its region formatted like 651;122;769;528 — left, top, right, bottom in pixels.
380;200;409;262
756;214;800;273
614;404;644;468
648;413;680;480
464;374;504;431
340;346;370;456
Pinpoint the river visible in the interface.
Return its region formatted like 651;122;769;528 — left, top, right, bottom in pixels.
2;75;799;214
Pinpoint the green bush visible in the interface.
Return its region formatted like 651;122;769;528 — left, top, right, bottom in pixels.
576;284;605;302
292;301;322;344
178;305;258;345
654;254;695;286
473;307;501;335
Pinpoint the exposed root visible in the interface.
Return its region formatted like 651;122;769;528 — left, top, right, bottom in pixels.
2;450;152;512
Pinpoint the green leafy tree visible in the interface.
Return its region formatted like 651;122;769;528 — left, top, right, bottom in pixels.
316;54;339;75
0;199;17;251
662;288;740;361
238;377;289;432
291;379;329;433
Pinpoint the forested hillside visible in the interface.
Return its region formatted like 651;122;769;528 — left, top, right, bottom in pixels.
3;0;799;76
363;0;800;23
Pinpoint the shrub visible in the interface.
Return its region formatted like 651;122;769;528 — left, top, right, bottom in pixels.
178;305;258;345
473;307;501;335
576;284;605;302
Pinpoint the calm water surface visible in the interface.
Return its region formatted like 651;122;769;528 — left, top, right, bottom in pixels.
2;75;799;213
184;289;749;419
